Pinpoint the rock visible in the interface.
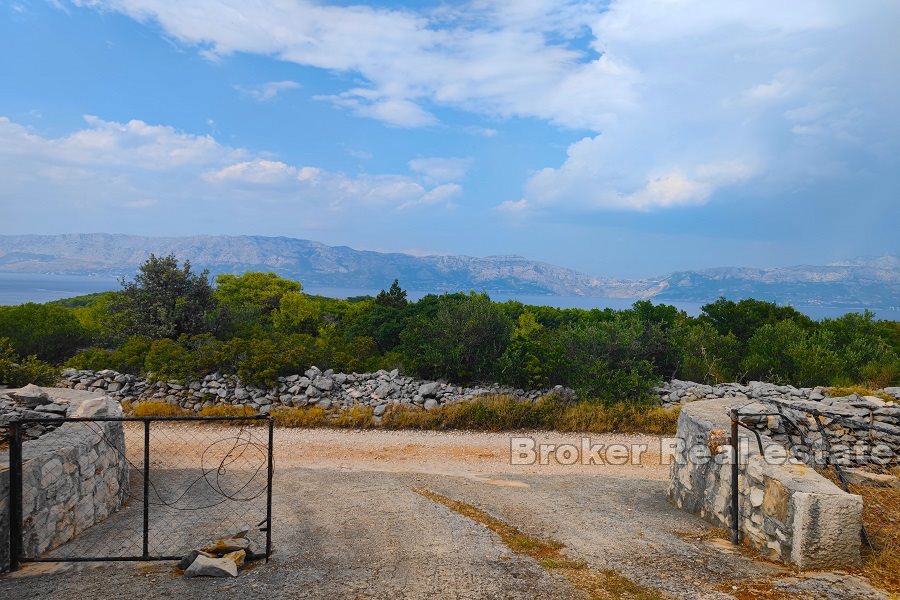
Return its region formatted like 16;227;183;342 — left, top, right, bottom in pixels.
373;404;387;417
312;376;334;391
373;382;395;398
418;382;442;398
10;384;52;408
177;549;206;570
202;537;252;554
424;399;439;410
183;554;238;578
842;468;900;488
223;549;246;568
34;403;68;415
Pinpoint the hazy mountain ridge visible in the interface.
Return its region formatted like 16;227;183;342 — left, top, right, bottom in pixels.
0;234;895;307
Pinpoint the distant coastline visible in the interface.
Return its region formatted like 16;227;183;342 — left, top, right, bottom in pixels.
0;272;893;320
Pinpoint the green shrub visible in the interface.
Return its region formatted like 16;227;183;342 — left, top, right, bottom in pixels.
66;336;153;374
0;338;59;387
144;338;197;382
400;292;513;382
0;303;89;362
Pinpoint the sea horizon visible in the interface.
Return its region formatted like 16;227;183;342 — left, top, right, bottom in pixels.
0;271;893;320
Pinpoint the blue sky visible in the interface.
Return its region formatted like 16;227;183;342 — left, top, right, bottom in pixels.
1;0;898;278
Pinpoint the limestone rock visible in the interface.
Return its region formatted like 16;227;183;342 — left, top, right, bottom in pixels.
202;536;252;554
223;549;246;568
11;384;52;408
184;554;238;578
418;382;442;398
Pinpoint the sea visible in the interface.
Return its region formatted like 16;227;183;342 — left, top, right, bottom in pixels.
0;272;893;320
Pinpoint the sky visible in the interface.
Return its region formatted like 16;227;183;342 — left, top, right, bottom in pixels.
1;0;898;278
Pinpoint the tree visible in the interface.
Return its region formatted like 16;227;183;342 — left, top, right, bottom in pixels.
0;303;89;362
272;291;323;335
214;272;302;335
400;293;512;382
110;254;216;339
700;298;813;345
375;279;408;309
674;322;741;384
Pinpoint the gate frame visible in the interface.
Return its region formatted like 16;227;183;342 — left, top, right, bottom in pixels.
7;415;274;571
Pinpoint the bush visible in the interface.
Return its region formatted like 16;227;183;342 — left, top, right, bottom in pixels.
0;303;89;362
674;322;741;384
0;337;59;387
144;338;198;382
66;336;153;374
400;293;513;382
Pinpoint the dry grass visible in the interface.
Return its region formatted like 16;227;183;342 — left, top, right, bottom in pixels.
269;405;328;427
381;395;680;435
414;487;664;599
826;386;894;402
819;466;900;594
673;527;730;544
331;405;376;428
855;482;900;594
714;580;798;600
129;400;192;417
121;394;680;435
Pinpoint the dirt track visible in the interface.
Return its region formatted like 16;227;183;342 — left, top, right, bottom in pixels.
1;427;887;599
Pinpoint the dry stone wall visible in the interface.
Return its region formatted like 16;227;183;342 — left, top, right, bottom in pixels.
0;390;129;572
58;368;577;418
668;398;864;569
657;379;900;463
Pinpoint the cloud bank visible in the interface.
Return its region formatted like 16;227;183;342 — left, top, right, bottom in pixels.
63;0;900;216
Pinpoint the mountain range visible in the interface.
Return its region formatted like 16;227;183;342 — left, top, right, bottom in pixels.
0;234;896;308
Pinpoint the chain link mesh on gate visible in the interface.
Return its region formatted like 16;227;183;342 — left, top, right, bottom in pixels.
8;416;273;567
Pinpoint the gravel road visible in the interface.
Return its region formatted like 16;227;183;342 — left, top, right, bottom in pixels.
0;427;886;599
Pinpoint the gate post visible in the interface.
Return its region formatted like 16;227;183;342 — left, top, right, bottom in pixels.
8;420;22;572
142;419;150;560
730;408;740;545
265;417;274;562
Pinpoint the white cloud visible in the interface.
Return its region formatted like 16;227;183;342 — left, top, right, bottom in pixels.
234;80;300;102
69;0;632;130
0;115;460;214
204;159;297;185
398;183;462;209
513;0;900;213
62;1;900;214
0;115;244;170
408;157;472;183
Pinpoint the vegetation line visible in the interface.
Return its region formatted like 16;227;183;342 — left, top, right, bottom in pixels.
1;254;897;404
413;487;664;600
124;395;681;435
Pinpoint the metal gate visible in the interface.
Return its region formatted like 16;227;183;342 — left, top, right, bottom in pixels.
7;415;273;570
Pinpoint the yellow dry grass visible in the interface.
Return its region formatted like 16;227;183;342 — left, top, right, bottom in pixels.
121;394;680;435
380;395;680;435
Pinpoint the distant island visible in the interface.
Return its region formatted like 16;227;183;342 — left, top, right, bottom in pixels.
0;233;896;308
